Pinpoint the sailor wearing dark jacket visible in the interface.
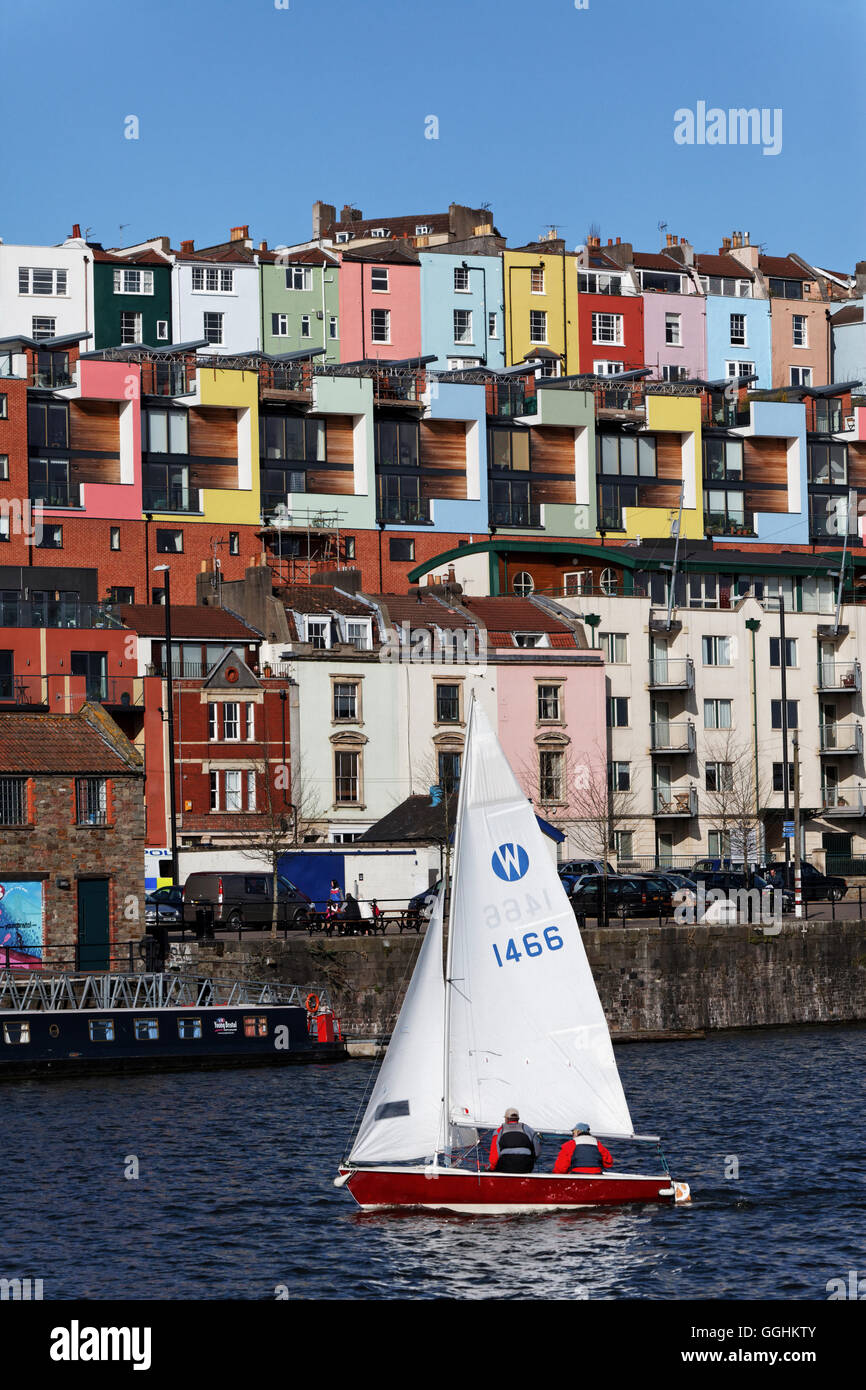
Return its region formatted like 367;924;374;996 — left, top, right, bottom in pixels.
489;1107;542;1173
553;1122;614;1175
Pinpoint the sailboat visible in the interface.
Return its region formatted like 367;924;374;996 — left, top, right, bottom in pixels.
336;699;690;1213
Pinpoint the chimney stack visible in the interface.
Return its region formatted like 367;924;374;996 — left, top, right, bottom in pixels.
312;200;336;239
72;223;81;240
259;241;268;252
666;233;673;247
230;225;249;242
180;239;195;254
341;205;362;223
722;237;732;252
616;237;621;245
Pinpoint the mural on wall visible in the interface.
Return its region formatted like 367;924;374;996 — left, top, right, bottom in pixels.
0;881;44;969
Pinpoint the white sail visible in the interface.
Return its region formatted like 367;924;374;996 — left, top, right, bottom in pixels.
349;887;447;1164
446;702;635;1139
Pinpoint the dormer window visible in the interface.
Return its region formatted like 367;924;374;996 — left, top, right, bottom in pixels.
306;618;330;650
336;232;352;244
370;228;389;239
416;224;433;236
343;618;371;650
513;633;548;648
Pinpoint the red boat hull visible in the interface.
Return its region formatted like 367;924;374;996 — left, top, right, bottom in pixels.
340;1165;679;1213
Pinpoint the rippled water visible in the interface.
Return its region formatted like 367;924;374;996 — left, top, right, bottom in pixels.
3;1025;863;1300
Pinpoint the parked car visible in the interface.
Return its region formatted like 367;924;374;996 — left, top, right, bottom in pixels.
762;863;847;903
691;870;794;917
570;874;663;919
182;872;312;935
406;880;442;926
145;886;183;924
558;859;616;893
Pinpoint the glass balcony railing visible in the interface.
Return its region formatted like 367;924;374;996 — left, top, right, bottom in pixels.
376;498;431;524
0;599;123;629
817;661;861;693
489;500;542;528
142;485;202;514
649;720;695;753
821;785;865;816
648;656;694;689
819;723;862;754
29;482;84;509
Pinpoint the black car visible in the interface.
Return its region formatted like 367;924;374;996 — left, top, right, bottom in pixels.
762;863;847;903
145;886;183;924
692;870;794;914
570;875;661;919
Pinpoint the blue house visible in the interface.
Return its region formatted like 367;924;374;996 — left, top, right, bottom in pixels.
704;294;773;390
419;240;505;372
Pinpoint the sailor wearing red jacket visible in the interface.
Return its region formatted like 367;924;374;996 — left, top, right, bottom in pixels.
553;1122;614;1175
489;1107;542;1173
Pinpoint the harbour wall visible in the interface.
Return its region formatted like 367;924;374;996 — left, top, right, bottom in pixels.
183;918;866;1039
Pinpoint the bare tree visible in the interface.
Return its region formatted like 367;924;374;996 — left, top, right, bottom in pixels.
701;730;765;877
568;743;639;868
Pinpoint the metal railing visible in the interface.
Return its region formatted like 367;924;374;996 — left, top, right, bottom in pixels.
650;720;695;753
648;656;694;689
0;963;333;1013
818;661;861;692
29;482;84;509
821;785;866;816
652;785;698;816
142;484;203;513
819;723;862;754
0;598;124;629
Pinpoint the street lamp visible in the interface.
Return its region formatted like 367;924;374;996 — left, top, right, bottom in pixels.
154;564;179;887
584;613;602;648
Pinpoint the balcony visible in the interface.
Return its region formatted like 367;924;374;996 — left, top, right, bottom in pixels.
485;379;538;419
821;785;866;817
0;598;123;629
489;500;542;529
819;723;862;755
30;362;77;390
78;677;144;708
704;514;756;539
650;720;695;754
259;360;314;400
648;656;694;690
140;361;192;397
653;786;698;817
817;660;861;693
376;497;432;525
0;675;45;706
30;482;84;509
142;485;203;514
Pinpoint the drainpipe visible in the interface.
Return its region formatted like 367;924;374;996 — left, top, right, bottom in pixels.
745;617;761;863
561;248;568;376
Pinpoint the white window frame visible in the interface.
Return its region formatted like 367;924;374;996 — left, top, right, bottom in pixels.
31;316;56;341
488;311;498;339
370;308;391;343
328;316;338;340
271;313;289;336
592;312;623;345
113;268;154;295
530;267;545;294
594;360;624;375
344;618;371;650
702;635;732;667
370;267;389;293
529;310;547;344
120;310;142;345
286;266;313;291
19;267;67;296
664;313;682;346
223;702;240;740
792;314;808;348
191;266;234;294
725;360;755;380
246;769;256;811
210;771;220;810
203;312;224;345
224;770;242;812
790;366;812;386
729;313;747;347
300;315;311;338
453;266;470;292
156;320;169;341
245;703;255;740
453;309;474;344
306;617;330;650
600;631;628;663
704;698;733;730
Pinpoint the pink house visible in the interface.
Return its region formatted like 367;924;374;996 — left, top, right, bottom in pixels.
74;359;143;519
338;246;422;361
633;253;707;383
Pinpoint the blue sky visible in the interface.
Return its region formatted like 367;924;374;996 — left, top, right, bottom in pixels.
2;0;863;268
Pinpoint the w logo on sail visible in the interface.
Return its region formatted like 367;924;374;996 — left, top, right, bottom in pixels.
491;843;529;882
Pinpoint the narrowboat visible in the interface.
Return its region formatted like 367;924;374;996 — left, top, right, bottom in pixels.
0;970;347;1079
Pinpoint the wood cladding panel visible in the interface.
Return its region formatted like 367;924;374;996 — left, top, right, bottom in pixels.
420;471;466;501
529;426;575;477
745;488;789;514
188;407;238;459
744;437;788;485
656;433;684;481
306;467;355;496
533;477;575;505
71;456;120;485
640;482;681;508
847;443;866;488
325;416;355;466
421;419;468;470
189;462;238;490
69;401;119;455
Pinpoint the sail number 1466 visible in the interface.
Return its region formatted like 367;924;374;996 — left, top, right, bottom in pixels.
492;927;563;967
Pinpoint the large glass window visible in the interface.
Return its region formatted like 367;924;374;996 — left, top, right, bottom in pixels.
145;410;189;454
261;415;325;462
375;420;419;469
807;443;847;485
597;434;656;476
703;437;743;480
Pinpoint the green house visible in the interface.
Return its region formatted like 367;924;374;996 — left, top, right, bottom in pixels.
91;248;173;350
261;248;341;362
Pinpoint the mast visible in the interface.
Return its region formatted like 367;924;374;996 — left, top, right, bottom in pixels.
440;692;474;1162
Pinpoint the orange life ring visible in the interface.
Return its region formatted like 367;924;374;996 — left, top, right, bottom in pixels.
305;993;320;1014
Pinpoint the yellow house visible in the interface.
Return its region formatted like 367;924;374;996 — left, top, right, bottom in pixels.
620;393;705;539
145;365;261;527
503;241;580;375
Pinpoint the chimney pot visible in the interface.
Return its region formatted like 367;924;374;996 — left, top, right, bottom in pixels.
607;238;613;246
616;236;621;244
666;234;673;247
180;239;195;254
259;240;268;251
72;223;81;240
